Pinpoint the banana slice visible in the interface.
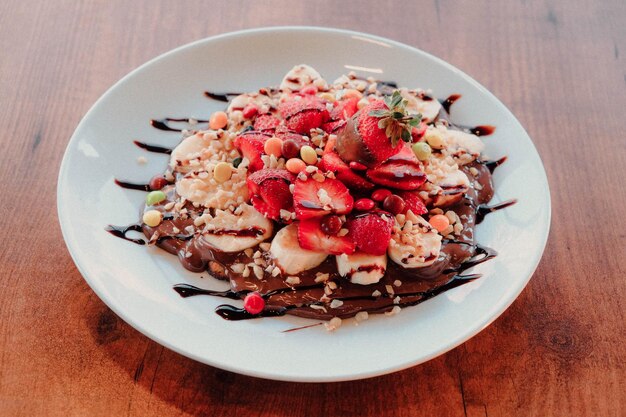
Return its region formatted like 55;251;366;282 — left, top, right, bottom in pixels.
424;125;484;157
175;165;248;209
421;154;470;208
227;92;275;115
198;204;272;253
388;213;442;268
400;88;442;123
336;252;387;285
280;64;326;91
270;224;327;275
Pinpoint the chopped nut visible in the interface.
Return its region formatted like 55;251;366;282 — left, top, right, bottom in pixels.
252;265;264;279
314;272;330;283
355;311;369;322
325;317;342;331
385;306;402;316
285;276;301;285
329;299;344;309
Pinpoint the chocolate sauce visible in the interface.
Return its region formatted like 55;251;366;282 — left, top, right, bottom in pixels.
108;83;517;323
204;91;241;102
105;224;145;245
150;118;209;132
441;94;462;114
484;156;507;173
215;304;290;321
133;140;172;154
476;200;518;224
114;179;150;191
173;283;240;300
109;159;514;321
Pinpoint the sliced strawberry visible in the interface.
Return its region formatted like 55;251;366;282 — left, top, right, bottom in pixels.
246;169;296;221
319;152;374;191
278;96;329;134
321;119;346;134
234;132;270;172
389;142;420;163
330;97;359;121
411;121;428;142
323;134;337;154
253;114;281;131
397;191;428;215
356;100;403;164
366;160;426;190
346;212;394;255
297;217;356;255
274;125;309;147
293;175;354;219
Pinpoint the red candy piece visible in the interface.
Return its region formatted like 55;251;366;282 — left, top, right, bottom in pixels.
371;188;392;202
242;104;258;119
149;175;169;191
244;292;265;315
320;214;342;235
382;194;406;215
354;198;375;211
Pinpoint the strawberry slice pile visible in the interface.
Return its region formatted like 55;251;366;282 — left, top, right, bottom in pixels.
278;95;330;134
234;132;271;173
233;88;432;257
246;169;295;221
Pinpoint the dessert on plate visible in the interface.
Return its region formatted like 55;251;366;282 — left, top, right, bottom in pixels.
110;64;514;328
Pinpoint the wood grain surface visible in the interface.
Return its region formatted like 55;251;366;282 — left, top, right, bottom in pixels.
1;0;625;415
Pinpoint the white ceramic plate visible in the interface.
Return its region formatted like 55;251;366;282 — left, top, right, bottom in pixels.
58;27;550;382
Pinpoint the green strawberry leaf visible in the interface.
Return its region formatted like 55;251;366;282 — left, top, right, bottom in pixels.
369;90;423;148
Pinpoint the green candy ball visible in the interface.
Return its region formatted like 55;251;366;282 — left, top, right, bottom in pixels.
146;190;167;206
412;142;432;161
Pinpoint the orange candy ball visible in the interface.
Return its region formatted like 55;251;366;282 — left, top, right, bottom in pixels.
264;137;283;157
429;214;450;233
286;158;306;174
209;111;228;129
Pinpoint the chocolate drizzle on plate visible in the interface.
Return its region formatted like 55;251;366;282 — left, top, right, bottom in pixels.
204;91;242;102
113;179;150;191
150;118;209;132
105;224;145;245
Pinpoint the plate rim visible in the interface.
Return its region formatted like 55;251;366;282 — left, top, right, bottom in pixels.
57;25;552;382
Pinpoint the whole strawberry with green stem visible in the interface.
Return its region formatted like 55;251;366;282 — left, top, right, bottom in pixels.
335;91;422;167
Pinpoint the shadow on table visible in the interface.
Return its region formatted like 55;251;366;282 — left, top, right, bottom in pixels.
83;269;589;416
84;296;469;416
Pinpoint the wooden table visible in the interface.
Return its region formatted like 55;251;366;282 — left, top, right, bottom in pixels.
1;0;624;415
